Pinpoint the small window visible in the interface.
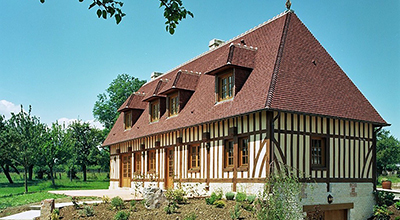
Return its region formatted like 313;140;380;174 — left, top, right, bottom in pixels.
238;137;249;167
150;100;160;122
147;150;156;172
224;140;234;168
124;111;132;130
311;137;326;169
218;72;233;102
134;152;141;175
169;93;179;116
189;145;201;171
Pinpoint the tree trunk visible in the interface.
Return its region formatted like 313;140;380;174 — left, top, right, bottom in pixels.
24;166;28;193
10;164;20;175
49;166;55;187
28;165;33;181
1;164;14;184
82;164;87;182
70;167;73;182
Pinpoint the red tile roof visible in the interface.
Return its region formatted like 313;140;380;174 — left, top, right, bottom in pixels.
103;11;387;146
159;70;200;95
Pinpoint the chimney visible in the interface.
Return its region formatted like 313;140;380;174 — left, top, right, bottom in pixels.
209;39;225;50
150;72;163;81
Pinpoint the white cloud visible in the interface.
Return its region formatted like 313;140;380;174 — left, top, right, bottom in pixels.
57;117;105;129
0;100;21;119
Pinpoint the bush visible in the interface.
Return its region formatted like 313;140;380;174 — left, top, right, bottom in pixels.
235;192;247;202
373;205;390;220
51;209;59;220
242;203;254;211
111;196;125;210
396;201;400;210
205;191;223;205
79;205;95;217
183;212;197;220
165;188;187;204
230;203;241;219
164;201;177;214
102;195;110;204
225;192;235;200
375;191;395;206
246;195;256;204
114;211;130;220
130;200;137;211
395;216;400;220
214;200;226;208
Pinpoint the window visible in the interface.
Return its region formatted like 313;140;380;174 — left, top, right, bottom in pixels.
218;72;233;101
311;137;326;169
124;111;132;130
150;100;160;122
134;152;141;174
169;93;179;116
224;140;234;168
147;150;156;172
238;137;249;168
189;145;201;171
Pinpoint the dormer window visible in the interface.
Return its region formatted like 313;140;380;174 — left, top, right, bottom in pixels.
124;111;132;130
217;70;234;102
169;93;179;116
150;100;160;122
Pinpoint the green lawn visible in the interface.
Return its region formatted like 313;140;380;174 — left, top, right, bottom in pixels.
0;172;109;209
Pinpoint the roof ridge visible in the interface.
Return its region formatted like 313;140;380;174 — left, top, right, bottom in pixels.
266;12;292;108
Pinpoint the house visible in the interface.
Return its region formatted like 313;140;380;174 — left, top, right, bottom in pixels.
103;10;388;219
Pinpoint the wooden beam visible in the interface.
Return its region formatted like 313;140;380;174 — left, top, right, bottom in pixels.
303;203;354;212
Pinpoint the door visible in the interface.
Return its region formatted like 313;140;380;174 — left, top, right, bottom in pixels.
121;154;132;187
324;209;347;220
165;148;174;189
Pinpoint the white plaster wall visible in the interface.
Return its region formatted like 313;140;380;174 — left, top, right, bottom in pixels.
302;182;374;220
109;181;119;189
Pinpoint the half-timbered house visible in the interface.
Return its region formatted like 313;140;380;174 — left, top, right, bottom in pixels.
103;11;388;219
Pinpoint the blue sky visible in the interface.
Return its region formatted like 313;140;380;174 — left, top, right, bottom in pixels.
1;0;399;138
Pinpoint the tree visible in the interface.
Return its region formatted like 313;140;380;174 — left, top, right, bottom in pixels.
68;120;103;181
376;129;400;174
0;115;19;184
38;122;72;186
8;105;46;193
93;73;146;131
39;0;193;34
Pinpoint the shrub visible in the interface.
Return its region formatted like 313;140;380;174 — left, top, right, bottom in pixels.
51;209;59;220
184;212;197;220
102;195;110;204
164;201;177;214
79;205;95;217
230;203;241;219
246;195;256;204
396;201;400;210
225;192;235;200
71;196;80;209
130;200;137;211
111;196;125;210
114;211;130;220
205;191;222;205
375;191;395;206
214;200;226;208
373;205;390;220
395;216;400;220
165;188;187;204
242;203;254;211
235;192;247;202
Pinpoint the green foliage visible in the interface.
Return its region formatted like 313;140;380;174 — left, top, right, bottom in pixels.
130;200;137;211
225;192;235;200
102;195;110;204
205;190;223;205
242;203;254;211
165;187;187;204
395;216;400;220
213;200;226;208
255;167;303;220
51;209;60;220
183;212;197;220
79;205;95;217
111;196;125;210
395;201;400;210
246;195;256;204
160;0;194;34
373;205;390;220
164;201;177;214
230;203;242;219
377;129;400;174
375;191;395;206
114;210;130;220
93;73;146;130
235;192;247;202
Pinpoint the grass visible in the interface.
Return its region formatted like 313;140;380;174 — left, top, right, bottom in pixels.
0;172;109;209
